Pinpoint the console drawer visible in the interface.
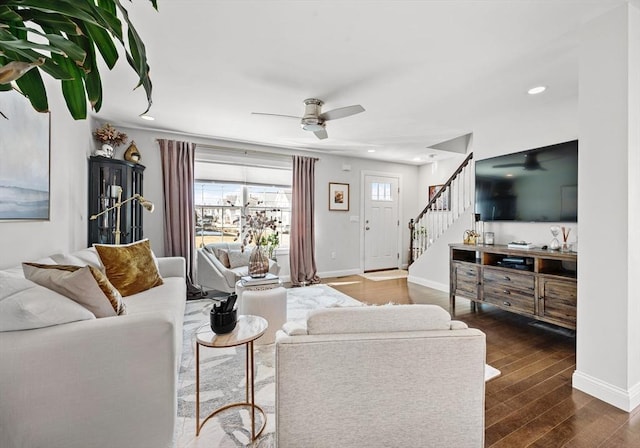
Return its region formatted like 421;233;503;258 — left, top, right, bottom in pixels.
483;285;535;314
483;268;534;292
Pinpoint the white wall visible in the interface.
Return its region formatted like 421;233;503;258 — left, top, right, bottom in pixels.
573;3;640;412
1;84;91;269
95;124;419;277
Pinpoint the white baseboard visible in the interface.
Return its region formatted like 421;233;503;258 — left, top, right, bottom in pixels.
406;275;449;293
317;268;362;279
573;370;640;412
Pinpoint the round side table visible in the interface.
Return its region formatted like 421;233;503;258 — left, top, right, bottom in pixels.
195;315;268;440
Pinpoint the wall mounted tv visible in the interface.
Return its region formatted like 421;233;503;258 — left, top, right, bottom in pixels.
475;140;578;222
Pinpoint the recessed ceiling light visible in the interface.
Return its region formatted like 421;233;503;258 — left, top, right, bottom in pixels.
367;149;376;153
413;157;422;161
140;115;155;121
527;86;547;95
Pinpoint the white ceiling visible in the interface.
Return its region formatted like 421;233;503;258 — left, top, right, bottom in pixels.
96;0;625;165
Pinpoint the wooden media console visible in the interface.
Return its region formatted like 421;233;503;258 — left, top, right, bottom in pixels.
449;243;577;329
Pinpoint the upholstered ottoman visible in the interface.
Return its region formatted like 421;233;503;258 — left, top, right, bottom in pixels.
236;282;287;344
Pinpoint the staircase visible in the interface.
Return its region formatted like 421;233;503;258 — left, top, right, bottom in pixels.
409;152;474;264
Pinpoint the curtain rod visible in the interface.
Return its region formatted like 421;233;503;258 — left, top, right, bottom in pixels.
156;139;319;161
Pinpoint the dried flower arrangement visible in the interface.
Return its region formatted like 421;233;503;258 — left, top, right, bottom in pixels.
233;202;281;253
93;123;128;147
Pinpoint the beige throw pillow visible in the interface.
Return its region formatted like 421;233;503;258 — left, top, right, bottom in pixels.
94;239;163;297
22;263;126;317
216;248;231;268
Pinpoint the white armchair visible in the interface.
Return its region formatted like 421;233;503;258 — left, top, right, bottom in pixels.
275;304;486;448
196;243;280;293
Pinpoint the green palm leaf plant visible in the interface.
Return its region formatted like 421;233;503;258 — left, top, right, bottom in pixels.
0;0;157;119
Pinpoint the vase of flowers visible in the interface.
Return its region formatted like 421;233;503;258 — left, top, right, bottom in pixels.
236;204;281;278
93;123;128;158
248;246;270;278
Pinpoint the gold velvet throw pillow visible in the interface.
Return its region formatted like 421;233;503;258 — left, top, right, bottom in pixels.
94;239;163;297
22;263;126;317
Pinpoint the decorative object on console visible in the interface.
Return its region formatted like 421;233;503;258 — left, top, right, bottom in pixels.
463;229;478;244
210;294;238;334
329;182;349;211
463;212;480;244
549;226;561;250
94;239;163;297
561;226;572;252
484;231;495;245
89;185;154;245
507;241;536;249
123;141;141;163
93;123;128;158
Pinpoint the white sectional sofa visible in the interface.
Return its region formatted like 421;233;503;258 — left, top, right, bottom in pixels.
0;246;186;448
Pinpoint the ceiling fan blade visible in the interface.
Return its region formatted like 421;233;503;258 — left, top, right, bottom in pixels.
251;112;300;119
314;128;328;140
493;163;524;168
320;104;365;121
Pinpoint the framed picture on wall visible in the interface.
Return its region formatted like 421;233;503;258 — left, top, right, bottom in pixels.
0;89;51;220
329;182;349;211
428;184;450;211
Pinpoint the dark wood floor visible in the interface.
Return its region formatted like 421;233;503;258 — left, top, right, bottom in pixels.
323;274;640;448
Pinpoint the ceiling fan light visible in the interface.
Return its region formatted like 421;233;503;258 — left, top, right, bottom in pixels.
302;123;324;132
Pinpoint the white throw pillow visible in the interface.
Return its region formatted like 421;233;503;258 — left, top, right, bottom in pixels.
0;272;95;331
228;249;251;269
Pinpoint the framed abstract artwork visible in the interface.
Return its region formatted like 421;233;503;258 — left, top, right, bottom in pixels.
329;182;349;211
0;90;51;220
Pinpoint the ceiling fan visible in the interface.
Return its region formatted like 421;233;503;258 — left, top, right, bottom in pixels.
493;152;546;171
252;98;365;140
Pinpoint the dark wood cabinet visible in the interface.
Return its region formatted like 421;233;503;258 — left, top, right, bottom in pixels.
88;156;145;246
450;244;577;329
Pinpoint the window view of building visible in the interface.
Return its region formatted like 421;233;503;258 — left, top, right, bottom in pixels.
194;182;291;250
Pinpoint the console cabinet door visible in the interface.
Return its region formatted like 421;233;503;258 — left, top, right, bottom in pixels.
452;262;479;299
539;276;577;329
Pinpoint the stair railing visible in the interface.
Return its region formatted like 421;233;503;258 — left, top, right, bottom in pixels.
409;152;474;264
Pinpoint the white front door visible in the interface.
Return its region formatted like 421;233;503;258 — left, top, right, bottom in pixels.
364;174;399;271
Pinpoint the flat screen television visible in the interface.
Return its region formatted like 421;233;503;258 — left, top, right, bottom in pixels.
475;140;578;222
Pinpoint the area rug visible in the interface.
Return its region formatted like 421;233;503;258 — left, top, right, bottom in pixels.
174;284;500;447
359;269;408;281
174;284;362;447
